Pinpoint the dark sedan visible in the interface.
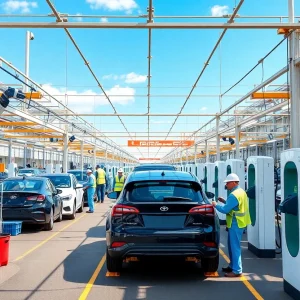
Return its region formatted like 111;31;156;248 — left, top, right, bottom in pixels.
1;177;63;230
106;170;220;273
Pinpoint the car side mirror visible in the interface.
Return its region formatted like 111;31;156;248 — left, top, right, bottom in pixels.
205;191;215;199
75;183;83;189
107;191;118;199
56;188;63;195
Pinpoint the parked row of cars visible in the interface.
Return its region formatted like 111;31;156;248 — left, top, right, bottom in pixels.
105;164;219;273
1;171;88;231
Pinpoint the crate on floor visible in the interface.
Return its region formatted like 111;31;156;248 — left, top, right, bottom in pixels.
2;221;22;236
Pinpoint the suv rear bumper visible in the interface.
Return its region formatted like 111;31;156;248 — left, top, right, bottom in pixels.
107;243;218;259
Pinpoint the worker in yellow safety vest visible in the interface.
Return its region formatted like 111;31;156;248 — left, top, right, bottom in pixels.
95;165;106;203
113;168;125;198
212;173;251;278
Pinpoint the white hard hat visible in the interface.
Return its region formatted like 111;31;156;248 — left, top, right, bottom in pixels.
86;169;92;173
118;168;124;173
224;173;240;183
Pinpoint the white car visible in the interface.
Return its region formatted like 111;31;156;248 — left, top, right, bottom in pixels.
40;173;84;219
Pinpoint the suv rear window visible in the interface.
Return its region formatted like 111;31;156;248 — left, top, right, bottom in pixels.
133;165;176;172
125;181;204;203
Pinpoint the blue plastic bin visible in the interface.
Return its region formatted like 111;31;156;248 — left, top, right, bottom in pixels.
2;221;22;236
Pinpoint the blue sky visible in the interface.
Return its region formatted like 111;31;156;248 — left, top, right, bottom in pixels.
0;0;299;158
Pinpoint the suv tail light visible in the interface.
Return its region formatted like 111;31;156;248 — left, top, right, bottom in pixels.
26;195;46;202
112;205;140;217
203;241;217;247
111;242;126;248
189;204;214;216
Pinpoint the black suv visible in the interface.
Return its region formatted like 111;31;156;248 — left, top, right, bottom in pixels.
133;163;177;172
106;170;220;273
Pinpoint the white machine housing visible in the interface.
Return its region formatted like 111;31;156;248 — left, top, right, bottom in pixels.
247;156;275;258
195;163;205;182
46;164;54;174
55;164;62;174
281;149;300;299
204;162;215;194
225;159;245;190
214;161;226;224
8;163;17;177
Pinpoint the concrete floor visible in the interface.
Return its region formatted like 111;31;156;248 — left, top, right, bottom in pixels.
0;200;292;300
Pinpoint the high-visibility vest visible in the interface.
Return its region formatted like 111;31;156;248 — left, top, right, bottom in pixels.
90;174;96;188
96;169;106;185
226;187;251;229
114;175;125;192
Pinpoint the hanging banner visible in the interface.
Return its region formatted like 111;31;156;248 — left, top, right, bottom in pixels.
128;140;194;147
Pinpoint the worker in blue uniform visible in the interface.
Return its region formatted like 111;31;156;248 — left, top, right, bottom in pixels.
212;173;251;277
83;169;96;213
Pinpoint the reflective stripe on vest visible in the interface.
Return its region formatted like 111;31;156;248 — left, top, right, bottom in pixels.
114;175;125;192
90;174;96;188
96;169;106;185
226;188;251;229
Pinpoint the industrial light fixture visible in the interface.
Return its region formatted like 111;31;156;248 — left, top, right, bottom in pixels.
69;135;76;142
229;138;235;145
201;150;204;155
268;133;274;140
222;137;227;141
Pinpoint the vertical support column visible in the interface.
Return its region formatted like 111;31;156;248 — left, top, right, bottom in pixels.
273;141;278;163
205;140;209;162
216;116;220;161
62;133;68;173
186;148;188;164
93;145;96;169
255;145;259;156
180;150;183;166
8;139;12;164
42;147;45;168
105;146;108;166
23;143;27;167
235;117;240;159
194;144;197;164
80;141;84;172
289;1;300;148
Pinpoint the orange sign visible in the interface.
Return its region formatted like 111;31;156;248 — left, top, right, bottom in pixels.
139;158;161;161
128;140;194;147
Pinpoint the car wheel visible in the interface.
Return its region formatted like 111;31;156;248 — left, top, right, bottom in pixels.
78;197;84;213
57;206;63;222
44;209;54;231
106;248;122;272
70;202;76;220
201;254;219;273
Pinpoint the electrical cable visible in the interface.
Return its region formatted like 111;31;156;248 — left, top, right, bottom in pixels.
221;32;292;97
274;167;282;254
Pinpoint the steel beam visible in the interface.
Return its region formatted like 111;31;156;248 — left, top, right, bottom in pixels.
0;22;300;29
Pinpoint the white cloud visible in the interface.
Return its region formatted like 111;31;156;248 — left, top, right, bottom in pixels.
102;72;147;83
100;17;108;23
211;5;229;17
86;0;138;13
39;84;135;113
74;13;83;22
1;0;37;13
201;107;207;111
123;72;147;83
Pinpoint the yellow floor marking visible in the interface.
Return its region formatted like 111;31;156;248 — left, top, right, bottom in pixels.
13;213;87;262
106;271;120;277
219;248;264;300
78;254;106;300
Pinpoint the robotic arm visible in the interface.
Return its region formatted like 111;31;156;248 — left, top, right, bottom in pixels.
0;86;26;114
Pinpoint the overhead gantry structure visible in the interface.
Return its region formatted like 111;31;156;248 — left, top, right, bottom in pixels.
0;0;299;164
